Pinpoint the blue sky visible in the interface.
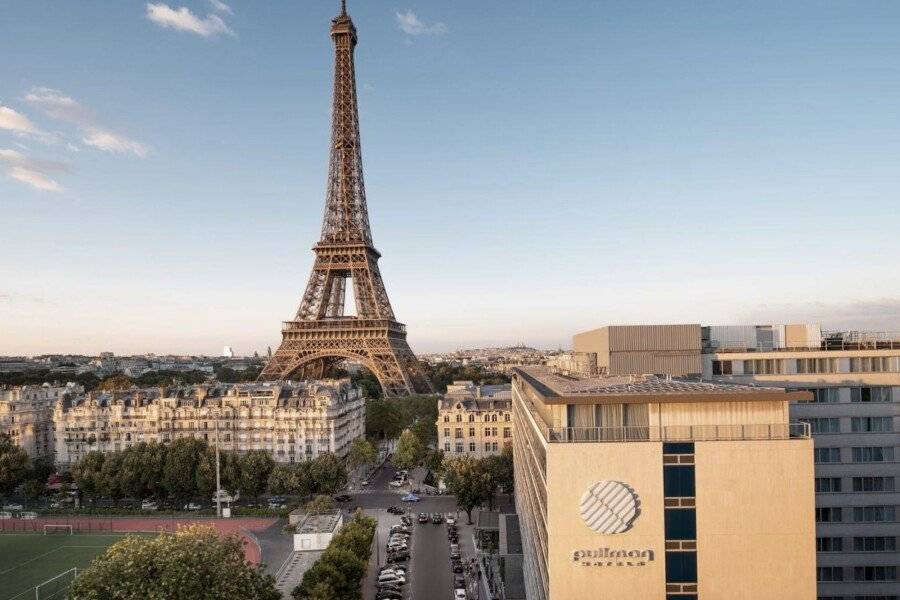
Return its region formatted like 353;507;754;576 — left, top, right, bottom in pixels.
2;1;899;356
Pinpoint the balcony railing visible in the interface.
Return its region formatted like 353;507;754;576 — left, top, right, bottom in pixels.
546;422;810;443
282;318;405;334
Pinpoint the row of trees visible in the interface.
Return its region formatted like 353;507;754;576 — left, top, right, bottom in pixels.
443;446;514;523
69;524;280;600
293;512;377;600
72;438;348;505
423;364;511;393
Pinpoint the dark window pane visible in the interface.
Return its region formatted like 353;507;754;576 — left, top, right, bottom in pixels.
663;442;694;455
665;551;698;583
665;508;696;540
664;466;696;497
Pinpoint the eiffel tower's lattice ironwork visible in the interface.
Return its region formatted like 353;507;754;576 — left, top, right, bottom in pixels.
259;2;432;398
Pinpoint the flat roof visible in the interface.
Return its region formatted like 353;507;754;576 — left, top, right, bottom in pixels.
513;366;810;405
297;510;341;534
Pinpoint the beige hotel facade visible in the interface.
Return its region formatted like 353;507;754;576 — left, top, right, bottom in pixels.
511;364;816;600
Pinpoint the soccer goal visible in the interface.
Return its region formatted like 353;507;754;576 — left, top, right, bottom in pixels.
43;524;74;535
34;567;78;600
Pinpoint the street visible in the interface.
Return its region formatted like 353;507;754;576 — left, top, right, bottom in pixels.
355;460;477;600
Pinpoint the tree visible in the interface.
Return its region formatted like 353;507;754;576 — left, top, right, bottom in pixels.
482;446;514;510
0;433;29;503
292;513;375;600
268;463;302;497
96;375;134;391
309;454;347;495
72;451;105;504
393;429;423;471
24;478;46;502
364;399;402;440
350;367;382;399
69;524;280;600
346;438;376;472
443;456;493;524
162;438;207;502
240;450;275;501
425;449;445;477
99;451;125;504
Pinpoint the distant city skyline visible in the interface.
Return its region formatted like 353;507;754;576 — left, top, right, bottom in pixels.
2;1;899;356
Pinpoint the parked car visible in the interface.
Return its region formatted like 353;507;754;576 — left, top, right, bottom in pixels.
361;479;370;486
431;513;443;524
140;500;158;511
2;503;23;511
375;591;402;600
400;493;420;502
417;512;429;523
333;494;352;503
388;480;404;488
183;502;202;511
450;544;461;559
454;574;466;588
400;515;412;526
387;506;403;514
451;560;464;573
387;550;409;562
446;516;456;526
454;589;467;600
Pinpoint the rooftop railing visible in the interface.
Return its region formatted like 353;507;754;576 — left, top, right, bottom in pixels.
282;318;406;334
546;422;810;443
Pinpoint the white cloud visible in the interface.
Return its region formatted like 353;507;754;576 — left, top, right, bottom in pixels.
24;87;148;157
0;148;67;192
0;105;39;134
209;0;233;15
395;10;447;36
146;3;235;37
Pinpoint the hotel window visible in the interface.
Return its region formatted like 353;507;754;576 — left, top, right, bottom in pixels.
852;477;895;492
803;418;841;433
444;442;450;452
854;566;896;581
469;442;476;452
853;506;895;522
816;477;842;493
815;448;842;463
443;415;449;422
491;414;498;422
504;414;510;422
484;414;491;422
665;551;697;583
852;447;894;462
816;507;843;522
456;415;462;422
853;536;897;552
444;428;450;438
455;442;463;453
802;388;839;403
711;360;732;375
484;443;491;452
851;417;893;433
665;509;696;540
468;414;475;422
851;387;892;402
491;442;498;451
503;427;511;438
664;466;696;498
816;537;843;552
469;427;475;437
817;567;844;582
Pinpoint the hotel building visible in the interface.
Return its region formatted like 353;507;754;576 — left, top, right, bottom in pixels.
702;325;899;599
437;381;513;457
53;379;365;466
511;364;816;600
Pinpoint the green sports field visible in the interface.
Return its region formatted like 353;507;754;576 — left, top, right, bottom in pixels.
0;533;141;600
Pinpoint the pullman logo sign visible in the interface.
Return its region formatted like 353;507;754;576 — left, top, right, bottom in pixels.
579;480;640;534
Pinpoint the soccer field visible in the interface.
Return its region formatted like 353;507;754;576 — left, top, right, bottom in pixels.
0;533;138;600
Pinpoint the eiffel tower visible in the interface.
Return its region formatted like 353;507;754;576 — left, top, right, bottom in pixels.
259;1;433;397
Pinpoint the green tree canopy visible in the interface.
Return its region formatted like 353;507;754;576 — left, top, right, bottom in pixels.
346;438;377;472
240;450;276;501
69;524;279;600
309;454;347;495
443;455;493;524
72;451;105;502
162;438;207;502
393;429;424;471
0;433;30;501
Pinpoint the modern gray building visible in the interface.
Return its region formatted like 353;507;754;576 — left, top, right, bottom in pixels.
702;324;899;600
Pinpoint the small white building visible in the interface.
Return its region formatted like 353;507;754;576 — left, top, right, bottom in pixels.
293;510;343;552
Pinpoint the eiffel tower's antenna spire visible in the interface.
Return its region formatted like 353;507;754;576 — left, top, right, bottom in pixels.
341;0;347;15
